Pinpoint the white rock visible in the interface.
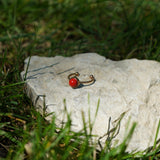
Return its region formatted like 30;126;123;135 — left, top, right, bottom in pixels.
21;53;160;152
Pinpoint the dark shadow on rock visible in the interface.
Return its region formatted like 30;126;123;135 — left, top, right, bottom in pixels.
76;78;96;89
57;67;75;75
28;62;60;73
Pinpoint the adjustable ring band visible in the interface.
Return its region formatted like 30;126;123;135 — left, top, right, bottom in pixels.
68;72;80;79
68;72;95;89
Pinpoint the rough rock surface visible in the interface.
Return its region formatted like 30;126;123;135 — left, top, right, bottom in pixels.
21;53;160;152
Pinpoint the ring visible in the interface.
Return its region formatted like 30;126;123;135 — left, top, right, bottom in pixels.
68;72;95;89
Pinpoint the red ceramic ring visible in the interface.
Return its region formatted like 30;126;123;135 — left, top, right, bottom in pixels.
68;72;95;89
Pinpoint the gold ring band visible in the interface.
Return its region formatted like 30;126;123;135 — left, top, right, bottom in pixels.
68;72;95;88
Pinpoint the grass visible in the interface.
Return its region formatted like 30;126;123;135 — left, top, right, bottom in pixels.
1;0;160;159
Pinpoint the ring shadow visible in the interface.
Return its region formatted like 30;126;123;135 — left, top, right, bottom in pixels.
77;79;96;89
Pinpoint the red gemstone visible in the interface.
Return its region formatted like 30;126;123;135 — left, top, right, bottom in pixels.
69;78;78;88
